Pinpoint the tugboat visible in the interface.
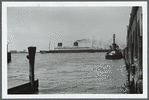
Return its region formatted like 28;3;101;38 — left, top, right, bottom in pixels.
105;34;123;59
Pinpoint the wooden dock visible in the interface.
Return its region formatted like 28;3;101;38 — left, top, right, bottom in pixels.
8;80;38;94
8;47;39;94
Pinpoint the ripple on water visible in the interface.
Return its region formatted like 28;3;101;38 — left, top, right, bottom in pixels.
8;53;128;94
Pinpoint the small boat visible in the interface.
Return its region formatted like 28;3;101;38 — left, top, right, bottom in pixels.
105;50;123;59
105;34;123;59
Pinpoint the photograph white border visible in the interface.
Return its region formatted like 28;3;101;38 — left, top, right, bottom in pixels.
2;1;148;99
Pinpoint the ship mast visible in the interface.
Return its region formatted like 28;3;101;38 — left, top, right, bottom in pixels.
92;36;95;48
113;34;115;44
112;34;116;50
49;40;50;50
49;34;51;50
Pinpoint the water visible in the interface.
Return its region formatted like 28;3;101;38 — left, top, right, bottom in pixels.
8;53;128;94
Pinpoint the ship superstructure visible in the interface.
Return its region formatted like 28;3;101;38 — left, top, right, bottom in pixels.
54;42;94;50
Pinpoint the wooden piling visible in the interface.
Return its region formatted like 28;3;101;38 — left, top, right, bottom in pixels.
28;47;36;88
7;52;11;63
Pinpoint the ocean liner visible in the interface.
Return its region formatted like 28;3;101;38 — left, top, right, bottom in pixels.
40;41;109;53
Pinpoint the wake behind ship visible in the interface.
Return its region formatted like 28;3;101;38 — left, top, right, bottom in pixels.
40;42;109;53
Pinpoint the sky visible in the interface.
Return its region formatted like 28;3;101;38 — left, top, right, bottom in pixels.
7;6;132;51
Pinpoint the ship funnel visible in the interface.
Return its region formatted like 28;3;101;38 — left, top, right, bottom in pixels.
58;43;62;47
112;34;116;50
74;42;78;47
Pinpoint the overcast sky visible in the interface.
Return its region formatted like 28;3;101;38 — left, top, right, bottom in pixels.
7;7;132;51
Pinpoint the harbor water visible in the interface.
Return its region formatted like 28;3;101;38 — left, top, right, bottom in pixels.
8;53;129;94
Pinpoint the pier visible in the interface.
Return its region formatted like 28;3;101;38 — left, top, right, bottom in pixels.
8;47;39;94
123;7;143;93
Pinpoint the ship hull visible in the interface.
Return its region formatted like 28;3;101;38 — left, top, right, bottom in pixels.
105;50;123;59
40;49;109;53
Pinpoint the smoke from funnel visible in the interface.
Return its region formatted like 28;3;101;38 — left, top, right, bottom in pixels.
75;39;91;43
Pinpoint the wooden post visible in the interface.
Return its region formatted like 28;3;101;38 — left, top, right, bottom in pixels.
8;52;11;63
27;47;36;86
